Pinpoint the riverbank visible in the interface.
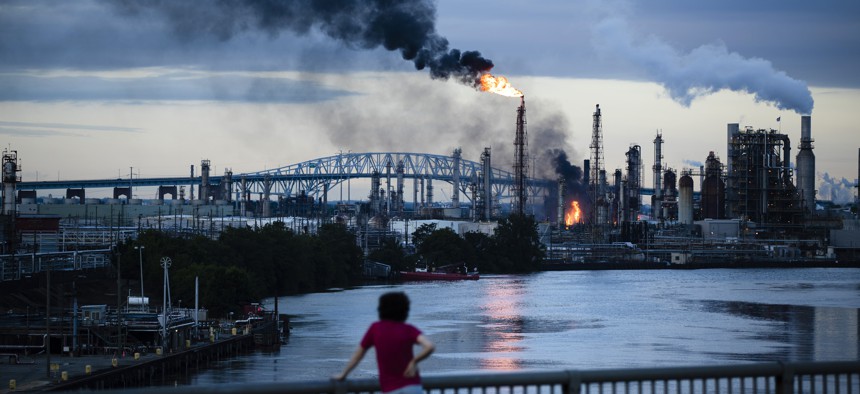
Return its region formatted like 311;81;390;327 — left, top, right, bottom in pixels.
541;258;860;271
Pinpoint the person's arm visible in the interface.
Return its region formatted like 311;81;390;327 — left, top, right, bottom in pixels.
403;334;435;377
332;345;369;381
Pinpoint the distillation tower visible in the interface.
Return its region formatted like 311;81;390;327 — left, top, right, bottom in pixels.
513;97;528;215
589;104;605;226
652;131;664;221
624;145;642;222
726;125;803;228
700;152;725;219
2;150;20;216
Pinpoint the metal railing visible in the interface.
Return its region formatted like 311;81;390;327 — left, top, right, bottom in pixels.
85;360;859;394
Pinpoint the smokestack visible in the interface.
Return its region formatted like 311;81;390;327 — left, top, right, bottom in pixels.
223;169;233;202
190;164;195;201
726;123;739;216
513;96;528;215
2;150;20;216
796;116;816;214
482;148;492;220
653;131;663;200
201;159;210;203
801;116;812;141
557;177;565;227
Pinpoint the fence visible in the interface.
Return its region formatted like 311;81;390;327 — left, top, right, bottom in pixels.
0;249;112;281
83;360;859;394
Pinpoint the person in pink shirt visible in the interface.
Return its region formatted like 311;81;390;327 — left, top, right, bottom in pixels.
334;292;435;394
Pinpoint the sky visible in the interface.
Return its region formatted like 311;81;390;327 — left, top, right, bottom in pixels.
0;0;858;203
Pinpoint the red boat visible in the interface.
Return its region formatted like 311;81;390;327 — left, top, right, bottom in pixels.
397;264;479;281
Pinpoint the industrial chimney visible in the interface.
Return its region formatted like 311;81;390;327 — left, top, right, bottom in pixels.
200;159;211;203
2;150;20;216
795;116;816;214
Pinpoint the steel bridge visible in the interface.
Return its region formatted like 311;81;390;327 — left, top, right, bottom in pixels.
17;152;557;204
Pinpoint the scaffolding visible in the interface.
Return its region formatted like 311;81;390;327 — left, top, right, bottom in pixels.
512;97;528;215
726;128;804;234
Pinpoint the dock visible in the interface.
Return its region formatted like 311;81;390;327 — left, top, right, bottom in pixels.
1;319;282;393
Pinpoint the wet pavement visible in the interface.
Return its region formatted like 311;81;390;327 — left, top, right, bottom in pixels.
0;351;161;393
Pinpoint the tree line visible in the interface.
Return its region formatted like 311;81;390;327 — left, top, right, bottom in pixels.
117;214;544;317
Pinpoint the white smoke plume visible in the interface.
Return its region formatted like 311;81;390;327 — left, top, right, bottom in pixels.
592;16;814;115
817;172;857;205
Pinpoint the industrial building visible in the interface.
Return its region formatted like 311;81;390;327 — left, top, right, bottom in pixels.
0;100;857;265
552;109;857;264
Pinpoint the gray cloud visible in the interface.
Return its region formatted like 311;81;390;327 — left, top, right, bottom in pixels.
307;78;576;175
0;120;145;137
0;121;141;133
0;73;352;103
3;0;857;89
0;127;82;138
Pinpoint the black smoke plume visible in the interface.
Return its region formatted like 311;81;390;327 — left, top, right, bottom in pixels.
546;149;589;223
552;150;587;199
108;0;494;86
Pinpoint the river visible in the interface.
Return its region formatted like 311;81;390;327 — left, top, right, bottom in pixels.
186;268;860;385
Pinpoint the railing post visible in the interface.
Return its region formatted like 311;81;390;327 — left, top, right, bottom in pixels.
332;379;348;394
777;362;794;394
566;370;582;394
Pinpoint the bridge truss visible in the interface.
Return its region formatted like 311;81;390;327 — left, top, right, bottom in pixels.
240;152;552;203
18;152;556;207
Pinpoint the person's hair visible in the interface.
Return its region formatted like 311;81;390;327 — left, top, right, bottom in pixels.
378;292;410;322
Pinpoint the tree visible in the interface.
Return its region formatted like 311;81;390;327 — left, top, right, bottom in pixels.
491;214;545;273
410;223;437;250
417;227;469;268
463;231;494;272
315;223;364;288
367;238;408;272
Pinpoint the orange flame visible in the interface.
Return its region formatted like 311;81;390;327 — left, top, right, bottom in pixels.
479;73;523;97
564;201;582;227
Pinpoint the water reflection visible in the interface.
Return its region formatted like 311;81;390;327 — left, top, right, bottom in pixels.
478;277;526;370
699;300;859;361
182;269;860;386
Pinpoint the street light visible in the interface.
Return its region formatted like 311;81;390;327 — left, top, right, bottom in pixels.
134;245;145;311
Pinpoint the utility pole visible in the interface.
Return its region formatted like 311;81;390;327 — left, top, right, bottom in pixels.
135;245;145;311
116;251;123;357
161;257;172;351
45;256;50;378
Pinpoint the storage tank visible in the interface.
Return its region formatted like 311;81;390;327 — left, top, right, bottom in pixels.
678;174;694;224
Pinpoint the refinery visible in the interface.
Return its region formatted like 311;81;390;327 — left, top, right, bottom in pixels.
0;95;858;392
0;98;857;270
